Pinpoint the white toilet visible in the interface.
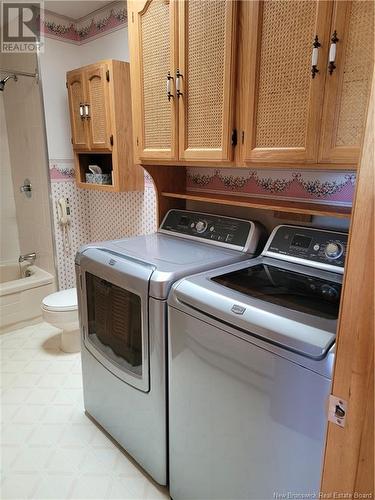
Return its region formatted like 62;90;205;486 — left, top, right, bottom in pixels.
41;288;80;353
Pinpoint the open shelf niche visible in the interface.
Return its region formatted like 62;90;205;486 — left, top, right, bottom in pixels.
76;153;114;191
161;190;352;219
143;166;352;224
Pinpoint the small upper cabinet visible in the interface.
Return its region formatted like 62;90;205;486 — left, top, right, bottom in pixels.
178;0;236;161
241;0;331;164
240;0;374;167
85;63;112;151
128;0;237;163
318;0;374;163
129;0;178;161
66;60;144;192
67;61;112;152
67;69;89;151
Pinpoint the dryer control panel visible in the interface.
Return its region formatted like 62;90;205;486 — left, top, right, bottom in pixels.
159;210;259;253
263;225;348;271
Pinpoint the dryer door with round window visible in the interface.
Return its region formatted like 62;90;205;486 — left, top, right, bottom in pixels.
77;248;154;393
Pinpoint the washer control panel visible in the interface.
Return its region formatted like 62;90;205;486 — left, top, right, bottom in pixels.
159;209;254;251
264;225;348;270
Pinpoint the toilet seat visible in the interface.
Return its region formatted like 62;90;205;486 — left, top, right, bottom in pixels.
41;307;78;326
42;288;77;312
41;287;80;353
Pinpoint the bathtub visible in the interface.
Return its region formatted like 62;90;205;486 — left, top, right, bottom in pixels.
0;263;56;332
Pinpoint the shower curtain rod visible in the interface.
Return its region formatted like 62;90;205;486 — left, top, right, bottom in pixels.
0;68;38;78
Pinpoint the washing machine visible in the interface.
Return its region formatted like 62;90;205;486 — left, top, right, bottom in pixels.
168;224;347;499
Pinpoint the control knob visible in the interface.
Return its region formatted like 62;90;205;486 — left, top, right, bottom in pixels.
325;242;343;259
195;220;208;233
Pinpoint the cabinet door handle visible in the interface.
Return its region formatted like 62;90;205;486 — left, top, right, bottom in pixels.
84;104;90;118
328;31;339;75
176;69;183;98
166;72;174;101
79;104;85;119
311;35;321;79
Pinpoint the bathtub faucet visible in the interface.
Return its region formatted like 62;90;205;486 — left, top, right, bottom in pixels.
19;252;36;264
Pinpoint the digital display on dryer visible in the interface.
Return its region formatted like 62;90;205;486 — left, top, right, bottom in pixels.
179;216;189;227
290;234;312;249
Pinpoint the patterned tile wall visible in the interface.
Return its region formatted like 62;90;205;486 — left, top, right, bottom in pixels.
51;180;90;290
187;168;356;206
88;190;157;243
50;161;157;290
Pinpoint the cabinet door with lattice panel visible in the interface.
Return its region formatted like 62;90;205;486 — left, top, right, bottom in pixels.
318;1;374;165
177;0;236;161
85;63;112;151
241;0;332;164
67;70;89;151
128;0;178;161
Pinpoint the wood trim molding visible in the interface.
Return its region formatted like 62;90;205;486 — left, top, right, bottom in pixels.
161;190;351;219
320;69;374;496
143;165;186;224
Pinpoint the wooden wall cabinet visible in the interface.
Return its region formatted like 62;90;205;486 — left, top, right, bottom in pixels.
128;0;373;169
67;60;117;153
240;0;331;164
84;62;112;151
318;1;374;164
128;0;178;161
239;0;374;167
66;60;144;192
128;0;237;164
66;69;88;151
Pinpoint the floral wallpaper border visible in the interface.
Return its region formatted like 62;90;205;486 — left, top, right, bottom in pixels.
49;159;154;188
49;162;356;205
187;168;356;206
49;159;75;182
41;1;127;45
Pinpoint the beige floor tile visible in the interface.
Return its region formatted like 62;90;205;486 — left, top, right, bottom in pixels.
0;323;171;500
1;472;40;499
31;473;76;500
10;446;53;472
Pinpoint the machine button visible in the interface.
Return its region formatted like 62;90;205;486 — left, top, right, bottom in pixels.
321;284;339;300
325;242;343;259
210;226;215;232
313;244;320;251
190;222;195;228
195;220;208;233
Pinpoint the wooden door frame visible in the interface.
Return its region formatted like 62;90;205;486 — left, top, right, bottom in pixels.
320;69;374;496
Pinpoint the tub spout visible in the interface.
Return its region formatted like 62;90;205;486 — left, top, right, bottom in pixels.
19;252;36;264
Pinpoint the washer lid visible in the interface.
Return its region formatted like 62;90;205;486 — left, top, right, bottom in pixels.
169;257;340;360
42;288;77;312
77;233;251;300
